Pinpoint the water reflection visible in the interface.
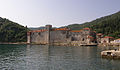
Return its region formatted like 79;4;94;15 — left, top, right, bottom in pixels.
0;45;120;70
0;44;27;70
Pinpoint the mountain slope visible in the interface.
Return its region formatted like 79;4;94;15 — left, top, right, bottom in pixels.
0;17;28;42
67;11;120;38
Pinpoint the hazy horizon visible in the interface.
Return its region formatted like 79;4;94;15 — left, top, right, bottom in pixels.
0;0;120;27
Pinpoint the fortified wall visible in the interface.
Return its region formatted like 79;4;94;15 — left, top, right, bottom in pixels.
27;25;97;46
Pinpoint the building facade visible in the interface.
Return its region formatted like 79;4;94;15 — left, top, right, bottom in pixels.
27;25;97;45
101;36;114;43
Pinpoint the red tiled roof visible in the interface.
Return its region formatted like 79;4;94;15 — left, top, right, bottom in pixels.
28;28;69;33
70;30;83;32
52;28;69;31
83;28;90;30
97;33;103;35
104;36;114;38
88;36;94;38
116;38;120;40
30;29;47;32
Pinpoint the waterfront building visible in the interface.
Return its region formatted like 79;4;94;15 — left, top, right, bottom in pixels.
101;36;114;43
96;33;104;44
27;25;96;46
112;39;120;43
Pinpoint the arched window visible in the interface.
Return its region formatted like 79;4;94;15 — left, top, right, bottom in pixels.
82;38;84;41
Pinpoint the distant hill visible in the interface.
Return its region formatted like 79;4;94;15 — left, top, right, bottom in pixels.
29;27;45;30
0;17;28;42
66;11;120;38
29;26;57;30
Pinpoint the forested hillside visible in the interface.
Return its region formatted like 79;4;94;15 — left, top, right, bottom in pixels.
0;17;28;42
67;11;120;38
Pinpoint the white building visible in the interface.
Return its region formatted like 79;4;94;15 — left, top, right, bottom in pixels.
114;39;120;43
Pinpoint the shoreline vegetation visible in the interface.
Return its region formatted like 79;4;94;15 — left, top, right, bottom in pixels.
0;17;27;43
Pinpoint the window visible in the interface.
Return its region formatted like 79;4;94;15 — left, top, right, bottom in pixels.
32;32;34;35
82;38;84;41
38;32;41;35
71;37;75;41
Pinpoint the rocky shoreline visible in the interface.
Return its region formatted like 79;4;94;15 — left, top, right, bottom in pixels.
27;42;97;46
98;43;120;47
101;49;120;59
1;42;120;47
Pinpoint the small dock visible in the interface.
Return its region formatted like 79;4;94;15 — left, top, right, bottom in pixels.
101;49;120;59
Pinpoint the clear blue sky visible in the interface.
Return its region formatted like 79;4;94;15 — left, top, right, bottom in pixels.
0;0;119;27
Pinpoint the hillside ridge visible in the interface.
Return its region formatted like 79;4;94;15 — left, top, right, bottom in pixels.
0;17;28;42
66;11;120;38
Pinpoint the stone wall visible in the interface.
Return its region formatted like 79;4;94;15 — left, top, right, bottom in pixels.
70;29;96;44
101;38;114;43
30;31;48;44
27;25;97;45
50;30;71;43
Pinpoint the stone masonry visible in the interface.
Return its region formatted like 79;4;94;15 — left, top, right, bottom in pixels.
27;25;97;45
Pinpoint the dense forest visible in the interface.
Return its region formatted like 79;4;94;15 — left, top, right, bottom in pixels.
0;17;28;42
66;11;120;39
